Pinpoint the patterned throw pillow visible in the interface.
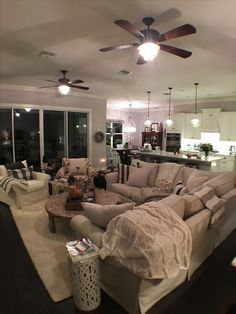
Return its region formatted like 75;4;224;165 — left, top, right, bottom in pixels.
155;178;173;194
173;181;188;196
8;167;33;181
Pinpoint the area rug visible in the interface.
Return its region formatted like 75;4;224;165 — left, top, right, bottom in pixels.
10;200;75;302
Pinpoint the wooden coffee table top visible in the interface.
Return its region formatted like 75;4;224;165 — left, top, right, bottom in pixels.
45;189;127;219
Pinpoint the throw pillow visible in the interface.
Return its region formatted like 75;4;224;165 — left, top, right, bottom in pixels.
155;162;183;188
82;202;135;229
8;166;33;180
193;185;225;213
173;181;188;196
131;160;159;186
186;170;209;193
155;179;173;193
126;166;150;187
203;172;236;197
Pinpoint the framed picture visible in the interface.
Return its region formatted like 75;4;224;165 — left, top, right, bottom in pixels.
151;123;160;132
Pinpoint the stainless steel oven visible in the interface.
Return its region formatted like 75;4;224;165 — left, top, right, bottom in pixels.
165;133;181;153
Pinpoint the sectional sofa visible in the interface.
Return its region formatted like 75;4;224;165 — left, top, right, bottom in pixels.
70;161;236;314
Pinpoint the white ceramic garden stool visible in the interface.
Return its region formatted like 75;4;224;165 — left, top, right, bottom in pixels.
68;255;101;311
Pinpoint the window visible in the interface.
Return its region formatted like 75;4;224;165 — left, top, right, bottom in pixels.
44;110;65;163
14;109;40;167
106;121;123;148
68;112;88;157
0;108;13;164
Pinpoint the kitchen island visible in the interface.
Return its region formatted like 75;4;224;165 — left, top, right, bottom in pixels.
137;151;224;171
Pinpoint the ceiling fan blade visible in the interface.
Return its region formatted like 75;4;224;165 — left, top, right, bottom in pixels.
158;24;196;42
70;85;90;90
100;43;138;52
137;55;147;65
39;85;59;89
45;79;59;84
114;19;144;41
160;44;192;58
70;79;84;84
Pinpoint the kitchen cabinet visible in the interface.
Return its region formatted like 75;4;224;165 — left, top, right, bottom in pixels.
185;113;201;139
219;112;236;141
165;113;185;134
201;108;221;133
142;132;162;150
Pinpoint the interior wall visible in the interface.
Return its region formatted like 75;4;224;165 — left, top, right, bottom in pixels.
0;87;106;168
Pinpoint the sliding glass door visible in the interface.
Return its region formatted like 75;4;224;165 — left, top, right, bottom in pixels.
0;108;13;164
43;110;65;163
14;109;40;167
68;112;87;158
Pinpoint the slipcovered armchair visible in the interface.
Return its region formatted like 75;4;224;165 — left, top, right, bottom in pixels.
0;162;50;209
55;157;96;182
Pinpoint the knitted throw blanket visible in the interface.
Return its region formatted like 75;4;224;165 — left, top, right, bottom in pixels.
0;176;28;194
99;201;192;279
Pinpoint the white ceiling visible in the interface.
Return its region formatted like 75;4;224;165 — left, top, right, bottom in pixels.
0;0;236;113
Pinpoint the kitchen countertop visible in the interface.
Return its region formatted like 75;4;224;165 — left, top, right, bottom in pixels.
138;150;224;164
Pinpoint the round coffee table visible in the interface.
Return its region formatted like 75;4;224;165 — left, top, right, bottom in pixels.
45;190;128;233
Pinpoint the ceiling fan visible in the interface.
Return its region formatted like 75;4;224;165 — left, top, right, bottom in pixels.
39;70;89;94
100;17;196;64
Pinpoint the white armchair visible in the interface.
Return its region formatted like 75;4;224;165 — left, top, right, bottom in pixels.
0;164;50;208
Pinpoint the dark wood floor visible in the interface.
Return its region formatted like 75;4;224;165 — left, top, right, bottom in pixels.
0;201;235;314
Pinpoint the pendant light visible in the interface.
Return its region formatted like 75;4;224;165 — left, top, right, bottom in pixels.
165;87;174;127
144;91;152;128
191;82;200;127
124;104;136;133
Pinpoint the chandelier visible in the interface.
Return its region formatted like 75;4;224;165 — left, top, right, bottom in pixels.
124;104;136;133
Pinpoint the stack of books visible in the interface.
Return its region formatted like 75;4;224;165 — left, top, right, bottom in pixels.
66;238;99;263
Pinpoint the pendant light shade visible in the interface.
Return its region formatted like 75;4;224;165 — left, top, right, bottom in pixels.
191;82;200;128
124;104;136;133
165;87;174;127
144;91;152;128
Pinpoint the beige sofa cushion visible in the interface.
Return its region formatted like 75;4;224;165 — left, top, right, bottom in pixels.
111;183;140;200
126;166;150;187
132;160;159;186
185;170;209;193
203;172;236;197
24;180;45;192
155;163;183;188
182;194;205;219
159;194;185;219
82;202;134;229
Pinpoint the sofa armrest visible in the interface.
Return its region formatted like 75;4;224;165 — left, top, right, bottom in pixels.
32;171;50;185
104;172;119;190
185;209;211;253
70;215;104;248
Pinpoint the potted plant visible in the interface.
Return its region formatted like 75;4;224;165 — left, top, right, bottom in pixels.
200;143;213;159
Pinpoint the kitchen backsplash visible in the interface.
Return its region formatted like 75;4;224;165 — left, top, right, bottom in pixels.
182;133;236;155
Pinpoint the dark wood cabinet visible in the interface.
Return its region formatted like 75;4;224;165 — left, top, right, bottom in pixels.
142;131;163;150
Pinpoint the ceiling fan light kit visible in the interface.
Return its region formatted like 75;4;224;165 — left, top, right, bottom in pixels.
138;42;160;61
191;82;201;128
58;84;70;95
165;87;174;127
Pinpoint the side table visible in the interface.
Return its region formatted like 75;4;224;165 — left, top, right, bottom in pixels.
66;240;100;311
